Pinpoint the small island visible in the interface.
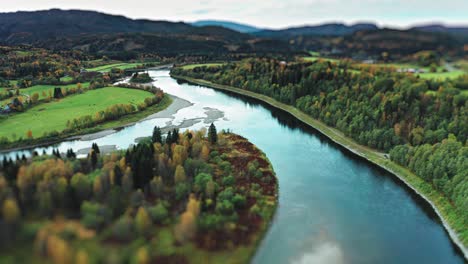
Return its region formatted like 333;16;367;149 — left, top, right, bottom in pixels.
130;72;154;84
0;125;278;263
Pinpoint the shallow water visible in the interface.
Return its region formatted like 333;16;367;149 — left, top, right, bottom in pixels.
1;70;465;263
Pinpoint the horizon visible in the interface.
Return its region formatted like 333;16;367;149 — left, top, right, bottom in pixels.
1;0;468;30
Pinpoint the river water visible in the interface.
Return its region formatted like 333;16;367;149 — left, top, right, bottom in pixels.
1;70;465;264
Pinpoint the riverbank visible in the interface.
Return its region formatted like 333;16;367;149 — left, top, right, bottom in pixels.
171;74;468;259
0;95;173;152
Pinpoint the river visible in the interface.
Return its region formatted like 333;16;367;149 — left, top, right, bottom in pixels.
0;70;465;264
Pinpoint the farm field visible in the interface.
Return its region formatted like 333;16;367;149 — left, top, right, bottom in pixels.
0;87;153;140
301;56;339;63
418;70;466;80
86;62;147;72
181;63;225;70
0;83;91;105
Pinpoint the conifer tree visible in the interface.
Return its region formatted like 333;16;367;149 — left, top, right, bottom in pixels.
208;123;217;144
152;126;162;144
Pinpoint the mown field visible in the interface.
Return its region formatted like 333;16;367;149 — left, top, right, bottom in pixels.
86;62;145;72
418;71;466;80
0;87;153;140
0;83;91;105
301;56;339;63
181;63;225;70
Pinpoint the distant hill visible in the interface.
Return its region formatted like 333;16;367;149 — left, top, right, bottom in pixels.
254;23;379;37
192;20;262;33
0;9;463;58
0;9;294;56
411;24;468;40
0;9;194;43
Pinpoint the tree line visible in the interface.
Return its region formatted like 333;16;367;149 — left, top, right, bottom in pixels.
172;58;467;228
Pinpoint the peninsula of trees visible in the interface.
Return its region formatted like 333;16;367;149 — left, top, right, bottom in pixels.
0;126;278;263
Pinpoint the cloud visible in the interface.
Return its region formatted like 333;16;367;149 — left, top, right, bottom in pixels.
192;8;215;15
292;241;345;264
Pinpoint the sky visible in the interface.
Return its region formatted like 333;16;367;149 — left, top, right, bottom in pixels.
1;0;467;29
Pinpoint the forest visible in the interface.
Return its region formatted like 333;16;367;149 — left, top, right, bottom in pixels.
171;58;467;230
0;125;278;263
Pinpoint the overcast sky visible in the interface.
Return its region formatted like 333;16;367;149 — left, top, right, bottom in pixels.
1;0;467;29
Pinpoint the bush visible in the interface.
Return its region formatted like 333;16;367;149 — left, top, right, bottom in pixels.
216;200;234;215
222;175;235;186
112;216;134;241
198;213;224;231
175;183;189;201
148;203;169;224
232;194;246;209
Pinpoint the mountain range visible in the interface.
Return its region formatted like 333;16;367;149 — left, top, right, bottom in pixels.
0;9;466;58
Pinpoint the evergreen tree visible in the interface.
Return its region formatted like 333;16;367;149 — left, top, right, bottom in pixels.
166;131;172;145
208;123;217;144
92;143;100;154
171;128;180;144
114;165;123;186
66;149;76;159
152;126;162;144
90;150;98;168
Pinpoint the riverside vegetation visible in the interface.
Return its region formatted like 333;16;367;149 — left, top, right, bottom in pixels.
0;47;170;149
171;58;468;246
0;125;278;263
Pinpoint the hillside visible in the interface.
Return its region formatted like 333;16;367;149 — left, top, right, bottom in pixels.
192;20;262;33
254;23;378;37
0;9;194;43
286;28;465;58
0;9;293;56
0;10;465;59
411;24;468;36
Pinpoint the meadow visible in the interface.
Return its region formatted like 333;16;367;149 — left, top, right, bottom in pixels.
0;87;153;140
86;62;146;72
0;83;91;105
418;70;466;80
181;63;225;70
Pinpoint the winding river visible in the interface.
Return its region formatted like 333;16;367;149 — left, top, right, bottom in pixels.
1;70;465;264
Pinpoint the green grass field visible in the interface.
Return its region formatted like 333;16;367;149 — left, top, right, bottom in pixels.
301;56;339;63
86;63;145;72
181;63;225;70
455;60;468;72
361;62;466;80
418;71;466;80
0;83;91;105
60;76;73;82
0;87;153;140
308;51;321;57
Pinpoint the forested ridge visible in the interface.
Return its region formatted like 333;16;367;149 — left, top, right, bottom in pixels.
0;126;278;263
172;59;468;239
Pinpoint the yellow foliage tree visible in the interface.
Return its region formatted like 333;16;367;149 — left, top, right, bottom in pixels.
174;195;200;243
2;198;20;223
75;249;89;264
174;165;186;184
27;129;33;139
47;235;71;264
31;93;39;104
135;246;149;264
135;207;151;235
200;144;210;161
